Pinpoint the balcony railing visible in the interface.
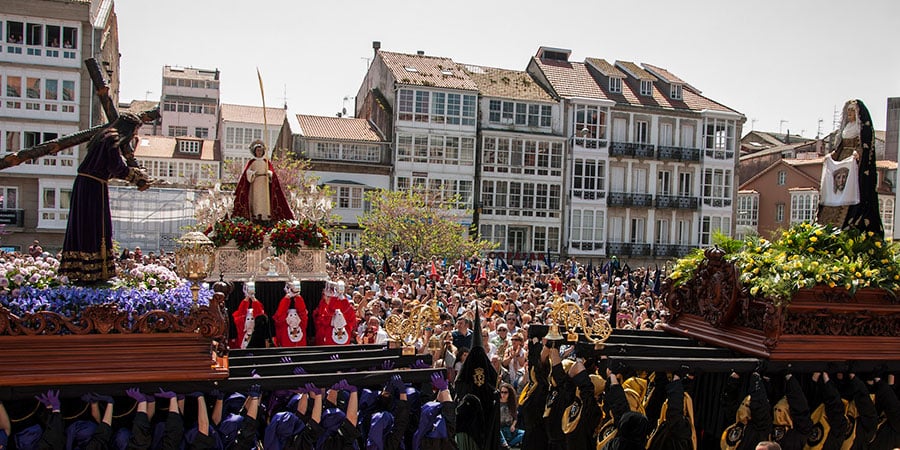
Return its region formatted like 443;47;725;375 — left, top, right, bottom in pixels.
702;198;733;208
610;141;655;159
0;209;24;227
607;192;653;208
631;243;652;257
655;195;699;210
674;245;695;257
653;244;674;257
657;145;701;162
606;242;630;257
703;149;735;160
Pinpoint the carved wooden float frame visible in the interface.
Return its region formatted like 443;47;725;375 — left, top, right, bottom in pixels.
662;246;900;361
0;292;229;387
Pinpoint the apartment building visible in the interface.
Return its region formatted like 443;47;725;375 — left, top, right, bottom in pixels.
355;45;478;227
281;114;391;248
218;103;284;178
527;47;744;264
0;0;120;252
463;64;565;263
160;66;219;140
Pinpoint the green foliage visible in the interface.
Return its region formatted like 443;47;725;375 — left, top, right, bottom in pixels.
668;222;900;306
358;189;497;261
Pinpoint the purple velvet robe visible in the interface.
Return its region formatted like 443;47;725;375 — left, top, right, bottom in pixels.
58;129;145;283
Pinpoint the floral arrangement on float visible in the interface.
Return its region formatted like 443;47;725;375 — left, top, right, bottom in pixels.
0;254;218;336
667;222;900;306
195;160;335;252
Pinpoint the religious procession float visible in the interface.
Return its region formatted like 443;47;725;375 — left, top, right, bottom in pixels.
0;59;444;404
661;99;900;370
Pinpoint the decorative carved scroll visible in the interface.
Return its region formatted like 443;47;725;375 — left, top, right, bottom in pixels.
0;292;227;338
694;247;743;328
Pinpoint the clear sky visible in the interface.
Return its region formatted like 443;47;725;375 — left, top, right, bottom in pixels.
115;0;900;139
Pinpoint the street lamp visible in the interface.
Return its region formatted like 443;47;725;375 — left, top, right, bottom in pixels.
175;231;216;307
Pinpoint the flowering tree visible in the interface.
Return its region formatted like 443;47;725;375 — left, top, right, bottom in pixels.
358;189;496;261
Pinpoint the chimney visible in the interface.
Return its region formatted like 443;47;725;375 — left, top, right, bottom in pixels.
785;129;790;144
417;50;425;56
372;41;381;57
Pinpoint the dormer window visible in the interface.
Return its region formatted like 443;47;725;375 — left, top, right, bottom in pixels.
670;84;683;100
178;139;200;154
609;77;622;93
640;80;653;96
404;66;418;73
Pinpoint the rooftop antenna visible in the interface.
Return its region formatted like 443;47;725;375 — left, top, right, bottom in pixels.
779;120;788;134
816;118;824;139
144;90;153;101
361;56;372;69
750;118;757;130
282;84;288;109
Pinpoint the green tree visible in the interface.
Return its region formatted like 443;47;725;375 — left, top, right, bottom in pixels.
358;189;496;261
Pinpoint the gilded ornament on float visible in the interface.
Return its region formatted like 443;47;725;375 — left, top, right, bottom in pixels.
545;295;612;348
384;300;442;355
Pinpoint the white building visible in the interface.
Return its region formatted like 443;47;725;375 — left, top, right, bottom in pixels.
527;47;744;263
160;66;219;140
218;103;284;177
356;45;478;225
0;0;120;252
463;63;566;262
281;114;391;248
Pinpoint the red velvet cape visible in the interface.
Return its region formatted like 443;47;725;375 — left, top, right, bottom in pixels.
232;158;295;222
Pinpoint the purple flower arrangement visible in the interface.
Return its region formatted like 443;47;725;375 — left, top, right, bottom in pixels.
1;254;212;320
1;283;213;320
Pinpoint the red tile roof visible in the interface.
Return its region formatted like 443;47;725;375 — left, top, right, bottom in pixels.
532;57;609;100
378;51;477;91
134;136;217;160
585;58;626;78
295;115;385;142
220;104;286;124
462;64;555;102
641;63;686;85
614;61;657;81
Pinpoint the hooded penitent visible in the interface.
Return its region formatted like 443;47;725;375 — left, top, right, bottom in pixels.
454;303;500;449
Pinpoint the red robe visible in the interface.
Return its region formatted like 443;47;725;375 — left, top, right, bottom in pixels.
231;298;265;349
273;294;308;347
232;158;294;222
313;293;357;346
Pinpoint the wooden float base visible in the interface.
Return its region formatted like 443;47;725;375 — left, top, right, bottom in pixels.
0;333;228;387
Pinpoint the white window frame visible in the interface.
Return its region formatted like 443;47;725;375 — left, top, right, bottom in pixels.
775;203;785;223
38;179;71;229
655;219;670;245
573;104;607;149
737;194;759;226
635;120;649;144
678;172;692;197
572;159;606;200
670;84;682;100
700;215;730;245
881;198;894;239
396;88;477;126
630;218;646;243
657;170;672;195
570;209;604;251
0;186;18;209
777;170;786;186
790;191;819;224
640;80;653;96
609;77;622;93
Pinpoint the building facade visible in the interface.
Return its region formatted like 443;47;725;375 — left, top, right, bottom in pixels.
218;103;284;178
0;0;120;252
526;47;744;264
282;114;391;248
159;66;219;140
463;63;565;264
356;46;479;235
